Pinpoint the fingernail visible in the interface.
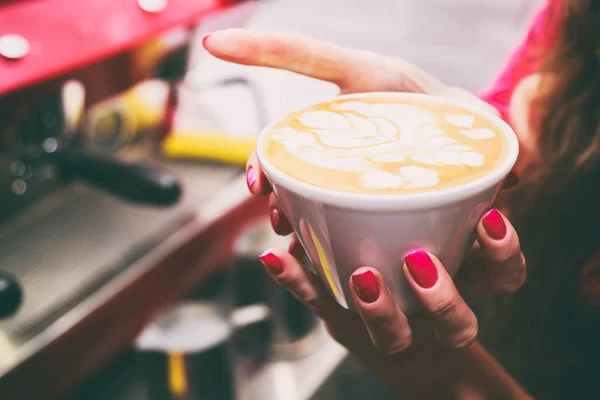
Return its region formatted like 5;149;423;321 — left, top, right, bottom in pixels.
271;208;280;230
502;170;519;189
246;166;256;190
259;251;284;275
352;270;380;303
482;209;507;240
405;250;438;289
202;32;213;49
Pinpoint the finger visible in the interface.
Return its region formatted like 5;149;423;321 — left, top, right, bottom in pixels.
475;209;526;293
258;248;339;319
204;29;499;112
288;234;307;260
258;250;395;360
204;29;357;89
204;29;431;94
269;194;294;236
404;251;478;348
350;268;412;354
246;150;271;196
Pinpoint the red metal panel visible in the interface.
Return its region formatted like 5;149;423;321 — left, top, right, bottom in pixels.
0;0;226;95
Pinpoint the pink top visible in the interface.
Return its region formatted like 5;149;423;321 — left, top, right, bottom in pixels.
480;2;600;308
479;5;550;123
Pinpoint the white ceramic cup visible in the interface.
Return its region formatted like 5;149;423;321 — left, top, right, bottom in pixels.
256;93;519;313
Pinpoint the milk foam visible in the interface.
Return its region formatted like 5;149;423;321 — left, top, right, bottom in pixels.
445;114;475;128
270;100;497;190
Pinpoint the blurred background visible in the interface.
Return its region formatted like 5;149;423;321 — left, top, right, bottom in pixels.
0;0;542;399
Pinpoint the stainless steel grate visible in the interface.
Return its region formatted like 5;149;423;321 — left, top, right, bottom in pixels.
0;160;240;370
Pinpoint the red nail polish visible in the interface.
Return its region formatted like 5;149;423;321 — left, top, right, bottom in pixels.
482;209;507;240
352;270;380;303
259;252;284;275
271;208;280;230
405;250;438;289
202;32;213;48
246;166;256;189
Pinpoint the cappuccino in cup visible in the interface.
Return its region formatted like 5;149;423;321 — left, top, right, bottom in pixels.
262;96;508;194
256;93;518;312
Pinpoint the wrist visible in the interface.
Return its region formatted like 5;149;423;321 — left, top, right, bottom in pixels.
379;55;501;117
367;340;530;400
397;60;449;96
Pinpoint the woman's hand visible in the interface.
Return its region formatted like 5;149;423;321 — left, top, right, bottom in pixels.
255;214;525;397
203;29;499;115
256;184;525;397
205;30;527;397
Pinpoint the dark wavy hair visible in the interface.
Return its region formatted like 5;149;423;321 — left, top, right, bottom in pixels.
471;1;600;397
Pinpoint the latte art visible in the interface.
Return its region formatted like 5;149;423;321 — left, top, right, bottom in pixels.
261;95;509;194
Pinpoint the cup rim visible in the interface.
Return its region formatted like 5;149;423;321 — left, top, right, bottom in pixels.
256;92;519;210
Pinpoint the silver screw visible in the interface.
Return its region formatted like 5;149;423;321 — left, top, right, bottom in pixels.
0;34;30;60
138;0;168;13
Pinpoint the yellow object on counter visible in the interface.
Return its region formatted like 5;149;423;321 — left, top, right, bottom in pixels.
85;79;171;148
168;351;189;397
162;130;256;166
123;80;171;132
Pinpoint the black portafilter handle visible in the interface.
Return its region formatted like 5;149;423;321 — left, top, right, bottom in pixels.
0;272;23;319
53;149;182;207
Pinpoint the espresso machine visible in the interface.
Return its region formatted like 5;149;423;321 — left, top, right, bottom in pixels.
0;1;200;319
0;63;182;316
0;1;262;398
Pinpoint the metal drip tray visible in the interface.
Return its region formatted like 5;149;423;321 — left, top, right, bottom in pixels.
0;160;241;375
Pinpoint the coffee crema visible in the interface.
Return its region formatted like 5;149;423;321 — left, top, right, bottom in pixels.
260;95;509;194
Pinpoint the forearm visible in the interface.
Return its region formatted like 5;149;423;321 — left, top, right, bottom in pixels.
441;341;531;400
396;341;531;400
355;339;531;400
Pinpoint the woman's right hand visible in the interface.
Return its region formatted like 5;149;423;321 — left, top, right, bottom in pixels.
204;28;507;221
204;29;498;120
204;27;502;198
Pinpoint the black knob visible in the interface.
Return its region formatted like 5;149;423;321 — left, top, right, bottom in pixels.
53;149;182;207
0;272;23;318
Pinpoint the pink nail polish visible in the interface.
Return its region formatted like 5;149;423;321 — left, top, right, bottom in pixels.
482;209;507;240
246;166;256;190
202;32;213;49
270;208;280;230
405;250;438;289
259;251;284;275
352;270;380;303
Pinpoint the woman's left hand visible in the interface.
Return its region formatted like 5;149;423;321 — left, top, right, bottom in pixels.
261;207;525;351
259;208;525;394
